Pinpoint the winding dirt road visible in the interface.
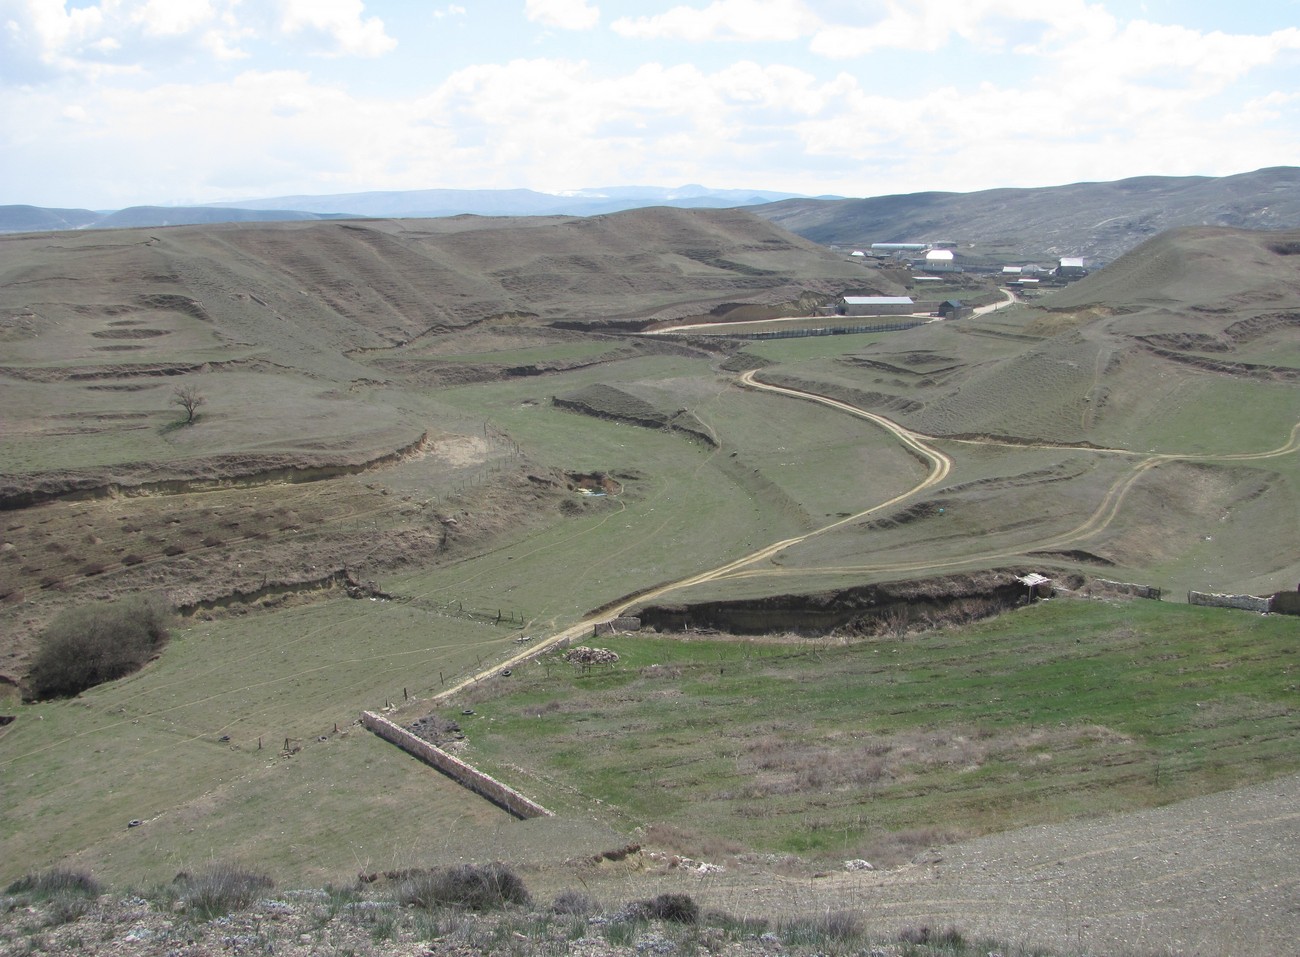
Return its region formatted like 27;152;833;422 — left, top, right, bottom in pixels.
434;373;1300;700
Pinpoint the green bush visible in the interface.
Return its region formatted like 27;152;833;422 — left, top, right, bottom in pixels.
395;863;530;911
25;593;172;700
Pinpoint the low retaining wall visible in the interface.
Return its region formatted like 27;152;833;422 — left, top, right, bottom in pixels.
593;616;641;636
1089;578;1162;600
361;711;552;820
1187;591;1271;614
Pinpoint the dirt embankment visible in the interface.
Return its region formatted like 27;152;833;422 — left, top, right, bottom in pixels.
636;571;1057;636
0;432;431;510
553;385;717;447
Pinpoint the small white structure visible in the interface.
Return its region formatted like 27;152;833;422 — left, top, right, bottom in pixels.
914;248;962;273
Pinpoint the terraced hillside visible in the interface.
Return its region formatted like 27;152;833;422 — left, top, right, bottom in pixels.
0;215;1297;956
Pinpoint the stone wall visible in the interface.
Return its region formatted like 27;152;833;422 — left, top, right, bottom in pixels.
1187;591;1271;614
1088;578;1162;600
361;711;552;820
593;616;641;636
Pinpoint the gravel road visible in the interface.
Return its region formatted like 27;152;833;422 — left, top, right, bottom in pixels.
684;771;1300;955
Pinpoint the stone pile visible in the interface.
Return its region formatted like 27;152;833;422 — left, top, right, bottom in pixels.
564;646;620;666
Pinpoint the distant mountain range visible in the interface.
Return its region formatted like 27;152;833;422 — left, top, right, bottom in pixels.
4;168;1299;265
0;185;814;235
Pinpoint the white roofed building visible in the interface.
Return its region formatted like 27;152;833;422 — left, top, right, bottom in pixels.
841;296;916;316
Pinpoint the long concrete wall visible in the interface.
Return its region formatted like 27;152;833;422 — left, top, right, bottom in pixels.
361;711;552;820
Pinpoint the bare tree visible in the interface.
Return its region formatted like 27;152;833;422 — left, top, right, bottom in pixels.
171;383;206;424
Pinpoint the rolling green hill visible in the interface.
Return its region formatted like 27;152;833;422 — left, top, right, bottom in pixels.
0;211;1297;948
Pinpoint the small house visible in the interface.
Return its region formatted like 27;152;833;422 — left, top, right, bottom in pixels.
937;299;971;320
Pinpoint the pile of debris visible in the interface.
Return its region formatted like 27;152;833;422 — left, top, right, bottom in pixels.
407;713;464;746
564;646;620;668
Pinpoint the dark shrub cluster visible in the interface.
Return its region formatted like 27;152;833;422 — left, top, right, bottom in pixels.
25;593;172;700
551;888;600;915
6;868;102;900
395;863;530;911
624;893;700;924
174;865;274;920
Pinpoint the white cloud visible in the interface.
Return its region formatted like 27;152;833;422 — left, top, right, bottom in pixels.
2;2;1298;207
525;0;600;31
279;0;396;57
133;0;215;38
612;0;817;42
0;0;255;80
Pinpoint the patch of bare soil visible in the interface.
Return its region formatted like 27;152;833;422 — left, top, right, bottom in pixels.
0;457;578;685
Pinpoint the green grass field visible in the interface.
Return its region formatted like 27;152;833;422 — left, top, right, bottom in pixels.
451;599;1300;862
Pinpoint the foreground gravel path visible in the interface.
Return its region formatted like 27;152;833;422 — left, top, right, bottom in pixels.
688;772;1300;955
4;774;1296;956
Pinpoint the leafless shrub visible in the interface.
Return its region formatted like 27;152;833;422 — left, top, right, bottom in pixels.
171;383;206;424
551;889;599;915
174;865;273;920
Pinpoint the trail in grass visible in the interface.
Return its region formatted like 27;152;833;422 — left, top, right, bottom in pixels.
717;387;1300;584
428;370;954;700
433;372;1299;699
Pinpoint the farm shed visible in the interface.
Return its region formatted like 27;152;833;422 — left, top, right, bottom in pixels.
938;299;972;319
1057;257;1088;278
841;295;916;316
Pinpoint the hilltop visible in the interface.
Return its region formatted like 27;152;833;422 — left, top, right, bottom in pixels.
7;167;1300;270
752;166;1300;265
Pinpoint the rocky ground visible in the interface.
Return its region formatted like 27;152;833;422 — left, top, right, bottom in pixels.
4;772;1298;957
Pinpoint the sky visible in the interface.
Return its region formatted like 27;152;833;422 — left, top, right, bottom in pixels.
2;0;1299;209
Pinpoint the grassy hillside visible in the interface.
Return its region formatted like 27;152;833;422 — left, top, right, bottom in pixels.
0;212;1297;943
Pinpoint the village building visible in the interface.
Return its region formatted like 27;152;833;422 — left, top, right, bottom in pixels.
840;295;916;316
938;299;972;319
1057;256;1088;278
